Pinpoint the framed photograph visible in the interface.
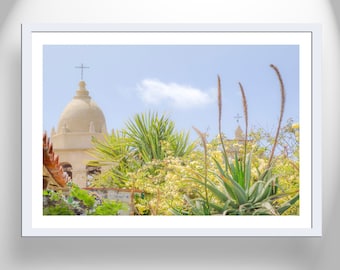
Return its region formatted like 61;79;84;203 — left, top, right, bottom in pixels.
22;24;322;237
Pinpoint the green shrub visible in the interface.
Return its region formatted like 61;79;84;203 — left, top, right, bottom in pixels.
43;202;74;215
43;184;126;215
91;199;127;215
70;185;95;209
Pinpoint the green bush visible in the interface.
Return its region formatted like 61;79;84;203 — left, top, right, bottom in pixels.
43;184;126;215
43;202;74;215
91;199;127;215
70;185;95;209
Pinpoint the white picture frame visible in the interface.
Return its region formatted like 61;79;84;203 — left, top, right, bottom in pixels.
21;23;322;237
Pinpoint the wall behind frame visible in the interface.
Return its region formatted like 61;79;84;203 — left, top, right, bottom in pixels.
1;1;339;269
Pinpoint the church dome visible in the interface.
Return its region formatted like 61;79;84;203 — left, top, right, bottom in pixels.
234;125;244;140
57;81;107;134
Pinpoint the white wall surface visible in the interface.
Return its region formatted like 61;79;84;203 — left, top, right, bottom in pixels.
1;1;339;269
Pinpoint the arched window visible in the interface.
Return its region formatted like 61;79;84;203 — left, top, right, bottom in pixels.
60;162;73;179
86;164;101;187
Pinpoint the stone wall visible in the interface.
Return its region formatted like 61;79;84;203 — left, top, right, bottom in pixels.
84;188;142;215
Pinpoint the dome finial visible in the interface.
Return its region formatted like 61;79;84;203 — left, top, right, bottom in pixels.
79;80;86;90
75;80;90;98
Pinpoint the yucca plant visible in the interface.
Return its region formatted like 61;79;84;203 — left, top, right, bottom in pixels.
88;130;138;188
89;112;195;194
173;64;299;215
124;111;195;163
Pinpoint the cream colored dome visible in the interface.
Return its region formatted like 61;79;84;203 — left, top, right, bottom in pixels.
57;81;107;134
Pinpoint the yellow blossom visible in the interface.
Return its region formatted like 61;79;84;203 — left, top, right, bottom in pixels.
292;123;299;129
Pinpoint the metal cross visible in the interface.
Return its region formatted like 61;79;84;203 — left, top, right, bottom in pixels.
75;64;89;80
234;113;242;123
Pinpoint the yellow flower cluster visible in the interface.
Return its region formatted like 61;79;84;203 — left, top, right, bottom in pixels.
292;123;299;129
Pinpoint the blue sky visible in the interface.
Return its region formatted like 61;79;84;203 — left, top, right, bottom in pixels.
43;45;299;141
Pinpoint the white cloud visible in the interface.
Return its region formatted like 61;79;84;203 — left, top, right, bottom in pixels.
137;79;214;109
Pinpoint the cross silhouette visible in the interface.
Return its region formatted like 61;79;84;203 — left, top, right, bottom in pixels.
75;64;89;80
234;113;242;123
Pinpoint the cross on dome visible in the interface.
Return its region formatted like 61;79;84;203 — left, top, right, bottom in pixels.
75;64;89;81
234;113;242;123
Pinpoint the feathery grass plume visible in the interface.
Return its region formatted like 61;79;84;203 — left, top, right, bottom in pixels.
238;82;248;162
217;75;227;156
268;64;286;168
192;126;210;212
218;75;222;132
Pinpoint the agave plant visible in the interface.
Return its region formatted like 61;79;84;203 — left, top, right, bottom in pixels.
178;151;299;215
173;64;299;216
